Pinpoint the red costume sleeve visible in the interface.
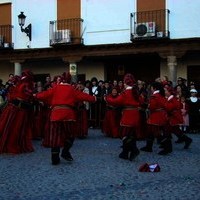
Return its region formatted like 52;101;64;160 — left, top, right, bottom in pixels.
36;88;54;103
74;89;96;103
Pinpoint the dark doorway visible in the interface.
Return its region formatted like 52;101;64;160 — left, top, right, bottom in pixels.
187;65;200;90
106;53;160;84
34;74;50;85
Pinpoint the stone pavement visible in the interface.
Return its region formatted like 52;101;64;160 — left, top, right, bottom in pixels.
0;129;200;200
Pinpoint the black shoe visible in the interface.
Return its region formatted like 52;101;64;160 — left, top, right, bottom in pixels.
61;151;73;161
175;138;184;144
52;158;60;165
158;144;172;155
158;149;171;155
184;137;192;149
158;138;172;155
129;148;140;161
140;146;153;152
159;143;164;149
119;151;129;160
158;148;172;155
51;153;60;165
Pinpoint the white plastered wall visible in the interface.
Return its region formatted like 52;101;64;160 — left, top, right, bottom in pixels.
78;61;105;81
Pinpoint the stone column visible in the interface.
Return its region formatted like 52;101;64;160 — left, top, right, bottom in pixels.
69;62;78;83
167;56;177;86
62;56;82;84
14;62;22;76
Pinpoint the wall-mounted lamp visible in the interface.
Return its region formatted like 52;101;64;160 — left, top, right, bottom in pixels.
18;12;32;41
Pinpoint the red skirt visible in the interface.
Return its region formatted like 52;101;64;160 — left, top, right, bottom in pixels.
74;109;88;138
32;103;46;140
102;109;121;138
136;110;147;140
0;103;34;154
146;124;164;138
120;126;137;138
42;107;51;147
45;121;76;148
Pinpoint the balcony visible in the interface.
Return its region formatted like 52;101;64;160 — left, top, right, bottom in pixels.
49;18;84;46
0;25;13;48
130;9;170;41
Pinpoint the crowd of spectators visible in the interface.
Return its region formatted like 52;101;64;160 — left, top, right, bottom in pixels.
0;73;200;135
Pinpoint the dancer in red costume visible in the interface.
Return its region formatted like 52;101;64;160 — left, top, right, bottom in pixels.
162;85;192;154
140;82;168;154
74;81;90;139
0;70;34;154
136;80;148;140
34;72;96;165
102;87;121;138
105;73;141;161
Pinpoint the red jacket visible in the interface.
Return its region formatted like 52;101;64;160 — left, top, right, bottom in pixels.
147;92;168;126
15;83;33;101
165;95;183;126
36;84;96;121
106;88;141;127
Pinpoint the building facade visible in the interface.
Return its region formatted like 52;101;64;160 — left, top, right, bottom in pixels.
0;0;200;87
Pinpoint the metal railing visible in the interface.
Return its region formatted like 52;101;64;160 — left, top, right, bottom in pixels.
130;9;170;40
0;25;13;48
49;18;84;46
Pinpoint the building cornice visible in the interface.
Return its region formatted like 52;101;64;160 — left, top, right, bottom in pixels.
0;38;200;62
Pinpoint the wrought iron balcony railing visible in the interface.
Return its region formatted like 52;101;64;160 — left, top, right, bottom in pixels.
0;25;13;48
130;9;170;41
49;18;84;46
